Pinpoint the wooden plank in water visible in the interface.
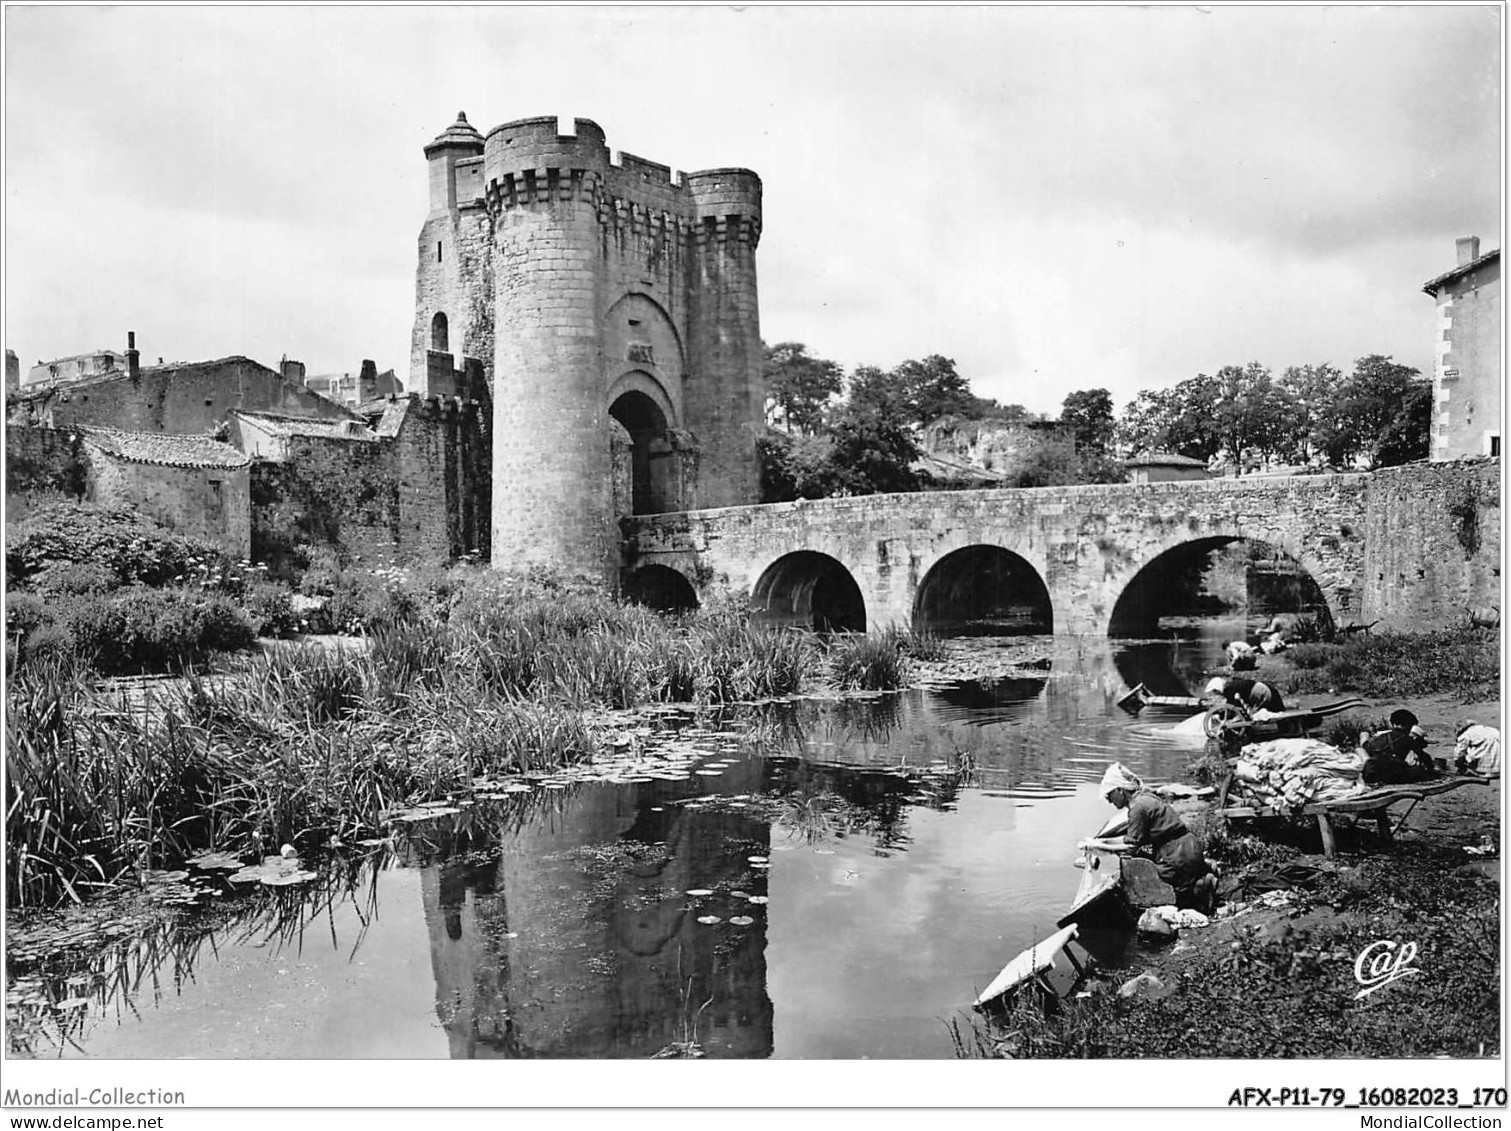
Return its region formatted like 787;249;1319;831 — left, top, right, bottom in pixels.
974;923;1080;1008
1059;846;1123;928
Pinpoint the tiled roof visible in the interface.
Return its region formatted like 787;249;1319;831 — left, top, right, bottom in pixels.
1125;452;1208;468
910;451;1010;483
232;411;373;440
80;428;251;469
1422;247;1499;297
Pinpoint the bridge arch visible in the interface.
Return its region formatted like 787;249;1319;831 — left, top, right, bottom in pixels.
621;564;699;614
1107;534;1337;638
751;551;866;632
913;544;1053;636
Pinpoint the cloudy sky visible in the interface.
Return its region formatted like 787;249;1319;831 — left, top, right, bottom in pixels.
3;5;1502;416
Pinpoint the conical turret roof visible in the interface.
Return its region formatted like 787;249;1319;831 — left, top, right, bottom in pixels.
424;112;485;156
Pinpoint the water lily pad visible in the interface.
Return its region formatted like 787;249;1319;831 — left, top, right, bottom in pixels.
186;851;243;872
685;889;713;896
694;770;723;776
262;870;317;887
729;916;754;926
696;915;722;925
228;858;318;887
746;895;769;904
142;869;190;885
747;856;768;863
730;890;749;899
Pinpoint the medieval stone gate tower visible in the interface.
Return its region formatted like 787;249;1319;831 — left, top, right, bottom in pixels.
411;113;764;582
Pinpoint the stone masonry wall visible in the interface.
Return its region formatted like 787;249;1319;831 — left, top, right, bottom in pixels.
1360;458;1500;629
4;425;88;513
250;396;488;578
88;453;251;561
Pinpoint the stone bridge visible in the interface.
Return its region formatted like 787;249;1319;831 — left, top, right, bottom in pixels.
620;461;1500;636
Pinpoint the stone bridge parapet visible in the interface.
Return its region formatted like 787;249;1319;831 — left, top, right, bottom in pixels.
622;461;1500;636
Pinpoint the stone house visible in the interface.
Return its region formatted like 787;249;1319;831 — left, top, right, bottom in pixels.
1424;236;1501;460
4;424;251;559
1125;452;1209;484
7;354;356;436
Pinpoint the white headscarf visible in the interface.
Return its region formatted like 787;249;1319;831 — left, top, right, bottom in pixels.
1205;677;1226;695
1100;762;1142;800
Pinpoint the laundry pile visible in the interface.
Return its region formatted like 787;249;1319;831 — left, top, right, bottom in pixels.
1230;738;1366;814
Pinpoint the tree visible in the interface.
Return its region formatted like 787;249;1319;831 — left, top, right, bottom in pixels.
1117;377;1223;463
822;395;924;495
1279;363;1346;465
1346;355;1431;468
1060;388;1115;455
1212;362;1300;471
763;342;844;435
757;429;835;502
891;355;978;425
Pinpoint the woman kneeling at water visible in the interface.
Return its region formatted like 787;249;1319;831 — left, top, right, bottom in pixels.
1099;763;1217;914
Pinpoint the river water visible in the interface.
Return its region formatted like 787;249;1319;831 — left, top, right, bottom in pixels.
9;628;1247;1060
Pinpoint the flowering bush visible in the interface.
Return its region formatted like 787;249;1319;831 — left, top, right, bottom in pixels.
6;502;226;588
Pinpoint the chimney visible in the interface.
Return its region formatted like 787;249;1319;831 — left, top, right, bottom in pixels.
1456;236;1481;266
125;331;140;379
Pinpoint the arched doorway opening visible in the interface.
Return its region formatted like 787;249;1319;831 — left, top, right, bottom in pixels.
751;552;865;633
431;312;449;353
610;390;675;515
1108;537;1332;639
622;565;699;614
913;545;1052;637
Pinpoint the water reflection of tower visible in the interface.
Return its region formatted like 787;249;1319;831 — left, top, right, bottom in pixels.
421;760;774;1058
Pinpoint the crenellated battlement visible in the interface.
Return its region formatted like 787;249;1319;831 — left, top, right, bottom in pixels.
472;116;761;240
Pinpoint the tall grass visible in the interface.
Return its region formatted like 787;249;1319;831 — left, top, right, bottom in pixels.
5;578;829;907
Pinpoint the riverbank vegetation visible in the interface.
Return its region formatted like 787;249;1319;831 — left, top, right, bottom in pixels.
4;504;931;909
1272;624;1500;703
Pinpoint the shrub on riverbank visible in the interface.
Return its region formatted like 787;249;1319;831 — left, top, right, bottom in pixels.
1272;626;1498;702
8;587;258;674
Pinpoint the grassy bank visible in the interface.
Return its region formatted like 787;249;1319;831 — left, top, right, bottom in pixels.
1272;624;1500;703
957;832;1498;1059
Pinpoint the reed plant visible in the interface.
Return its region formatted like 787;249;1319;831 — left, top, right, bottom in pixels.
829;632;909;691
